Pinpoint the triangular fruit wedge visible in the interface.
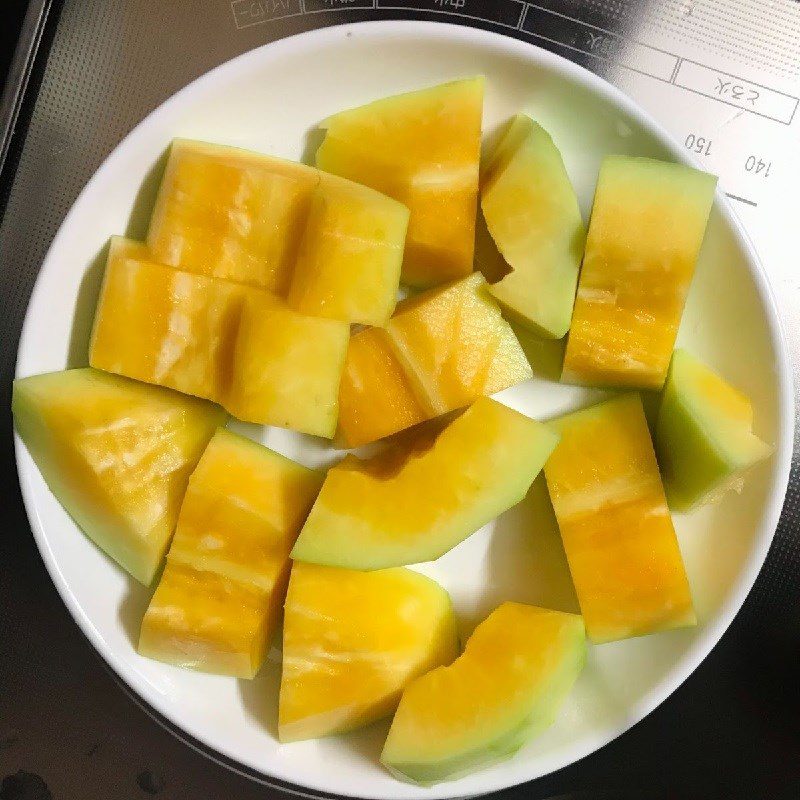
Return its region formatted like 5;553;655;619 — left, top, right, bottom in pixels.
387;273;532;416
562;156;717;389
279;562;458;742
381;602;586;784
544;394;695;643
481;116;586;339
337;327;428;449
317;78;484;288
336;273;532;447
12;369;225;584
655;349;773;512
292;397;559;570
139;428;322;678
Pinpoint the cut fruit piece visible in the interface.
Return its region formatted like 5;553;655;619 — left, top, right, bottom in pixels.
12;369;225;584
481;115;585;339
147;139;319;294
164;429;323;584
139;428;322;678
337;327;427;449
316;78;484;287
279;563;458;741
89;237;247;402
224;291;349;438
90;238;349;437
381;602;585;785
387;273;533;416
138;562;277;678
336;274;532;445
563;156;717;389
287;173;409;326
655;349;773;512
543;394;695;643
292;397;559;569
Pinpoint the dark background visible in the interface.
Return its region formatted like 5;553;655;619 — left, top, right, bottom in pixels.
0;2;29;82
0;2;798;799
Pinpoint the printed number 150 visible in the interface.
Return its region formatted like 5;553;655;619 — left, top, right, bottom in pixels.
685;134;712;156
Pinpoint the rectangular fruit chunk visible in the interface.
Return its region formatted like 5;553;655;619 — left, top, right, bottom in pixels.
224;290;349;438
12;369;225;584
543;394;695;643
165;428;324;584
147;139;318;294
139;563;277;678
292;397;559;570
139;428;322;678
481;115;586;338
337;327;427;449
562;156;717;389
287;173;409;326
316;78;484;288
90;238;350;437
381;602;585;784
279;563;458;742
655;349;773;511
90;237;247;402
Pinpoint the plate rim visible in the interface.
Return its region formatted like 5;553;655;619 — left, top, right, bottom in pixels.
13;18;795;800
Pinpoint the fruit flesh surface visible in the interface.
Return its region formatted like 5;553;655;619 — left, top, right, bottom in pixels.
147;139;319;294
149;140;408;325
655;349;772;511
90;238;349;437
279;563;458;742
316;78;484;288
336;273;532;446
562;156;717;389
224;290;349;438
387;273;533;416
90;237;246;403
292;397;559;570
12;369;224;584
139;428;322;678
482;116;585;339
337;327;427;448
287;173;409;326
381;602;585;785
544;394;695;643
140;562;277;678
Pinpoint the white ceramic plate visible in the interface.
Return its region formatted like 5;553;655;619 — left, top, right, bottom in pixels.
14;20;793;800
